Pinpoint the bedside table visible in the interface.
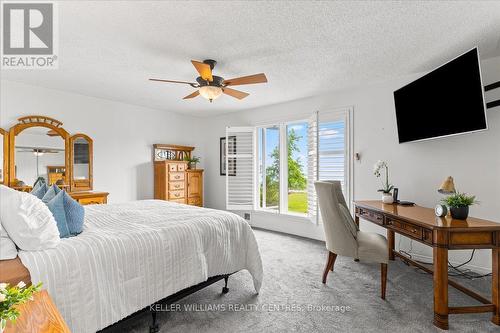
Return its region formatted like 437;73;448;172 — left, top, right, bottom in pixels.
4;290;70;333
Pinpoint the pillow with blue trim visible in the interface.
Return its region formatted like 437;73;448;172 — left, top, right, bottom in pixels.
61;191;85;235
42;184;61;203
46;191;71;238
31;183;48;199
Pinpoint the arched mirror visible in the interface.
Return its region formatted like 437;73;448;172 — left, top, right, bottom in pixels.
8;116;70;191
0;128;8;184
70;134;93;191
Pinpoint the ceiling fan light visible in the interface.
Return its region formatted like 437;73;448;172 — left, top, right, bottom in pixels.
198;86;222;102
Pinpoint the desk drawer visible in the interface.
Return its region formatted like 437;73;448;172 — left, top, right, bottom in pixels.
386;218;422;239
357;208;384;225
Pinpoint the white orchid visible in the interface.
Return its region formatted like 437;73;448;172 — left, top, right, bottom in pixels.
0;283;7;291
0;293;5;302
16;281;26;289
373;160;387;177
373;160;393;194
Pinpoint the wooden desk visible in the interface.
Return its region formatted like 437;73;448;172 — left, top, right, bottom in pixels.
355;200;500;330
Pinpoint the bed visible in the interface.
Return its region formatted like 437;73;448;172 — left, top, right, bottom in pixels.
17;200;263;333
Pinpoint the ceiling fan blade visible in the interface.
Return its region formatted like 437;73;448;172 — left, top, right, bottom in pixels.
191;60;213;82
222;87;249;100
224;73;267;86
149;78;197;86
183;90;200;99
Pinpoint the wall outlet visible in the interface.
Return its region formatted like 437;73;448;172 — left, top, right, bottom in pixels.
244;213;251;220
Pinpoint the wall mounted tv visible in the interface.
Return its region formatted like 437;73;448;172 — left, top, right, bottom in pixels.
394;48;487;143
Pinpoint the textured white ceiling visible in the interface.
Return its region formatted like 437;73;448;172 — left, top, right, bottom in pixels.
2;1;500;117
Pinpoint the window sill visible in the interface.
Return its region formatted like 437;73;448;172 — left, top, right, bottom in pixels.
253;209;312;223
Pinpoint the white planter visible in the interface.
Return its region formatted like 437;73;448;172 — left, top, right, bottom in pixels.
382;193;394;204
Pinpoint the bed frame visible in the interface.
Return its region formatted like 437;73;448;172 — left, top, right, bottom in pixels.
98;273;233;333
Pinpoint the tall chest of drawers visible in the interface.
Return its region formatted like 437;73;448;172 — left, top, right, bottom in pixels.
154;160;203;206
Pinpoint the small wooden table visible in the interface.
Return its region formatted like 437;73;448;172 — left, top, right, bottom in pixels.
4;290;70;333
355;200;500;330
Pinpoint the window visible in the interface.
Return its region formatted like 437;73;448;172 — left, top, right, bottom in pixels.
258;126;280;211
286;122;308;214
226;107;351;222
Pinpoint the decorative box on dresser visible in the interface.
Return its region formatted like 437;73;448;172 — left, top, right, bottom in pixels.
153;144;203;207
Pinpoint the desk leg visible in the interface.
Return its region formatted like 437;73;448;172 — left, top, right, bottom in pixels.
354;215;360;262
387;230;395;261
433;246;449;330
492;248;500;325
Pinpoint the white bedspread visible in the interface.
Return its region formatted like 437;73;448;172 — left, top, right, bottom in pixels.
19;200;263;333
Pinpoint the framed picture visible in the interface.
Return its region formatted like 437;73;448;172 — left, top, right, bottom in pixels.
220;137;236;176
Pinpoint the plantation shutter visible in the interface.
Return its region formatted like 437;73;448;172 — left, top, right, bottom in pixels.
226;127;256;210
307;109;350;223
307;111;319;223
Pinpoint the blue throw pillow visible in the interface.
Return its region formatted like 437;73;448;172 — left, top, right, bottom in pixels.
31;183;48;199
46;191;71;238
32;177;46;192
42;184;61;203
62;191;84;235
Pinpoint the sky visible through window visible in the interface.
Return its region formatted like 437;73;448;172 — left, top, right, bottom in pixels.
258;120;344;215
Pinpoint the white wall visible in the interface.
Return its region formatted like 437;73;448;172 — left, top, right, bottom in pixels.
199;56;500;273
0;80;205;203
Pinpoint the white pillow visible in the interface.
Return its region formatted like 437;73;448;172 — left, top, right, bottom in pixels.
0;185;60;251
0;223;17;260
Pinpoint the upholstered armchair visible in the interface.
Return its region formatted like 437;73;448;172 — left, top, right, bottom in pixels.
315;181;389;299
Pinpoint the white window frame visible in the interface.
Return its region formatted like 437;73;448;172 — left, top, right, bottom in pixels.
253;107;353;221
314;107;354;223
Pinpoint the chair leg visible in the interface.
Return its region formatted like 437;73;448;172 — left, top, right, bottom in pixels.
381;263;387;300
322;252;337;283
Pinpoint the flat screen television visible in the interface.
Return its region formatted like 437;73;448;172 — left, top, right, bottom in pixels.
394;48;487;143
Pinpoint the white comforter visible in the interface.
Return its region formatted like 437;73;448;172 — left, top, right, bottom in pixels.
19;200;263;333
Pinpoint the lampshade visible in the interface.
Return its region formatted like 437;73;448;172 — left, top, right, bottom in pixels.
438;176;456;194
198;86;222;102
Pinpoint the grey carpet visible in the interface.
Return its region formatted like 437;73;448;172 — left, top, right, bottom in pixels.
109;229;497;333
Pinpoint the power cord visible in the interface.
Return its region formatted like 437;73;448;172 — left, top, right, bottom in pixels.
398;240;491;280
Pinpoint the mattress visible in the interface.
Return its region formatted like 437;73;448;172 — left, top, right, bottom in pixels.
18;200;263;332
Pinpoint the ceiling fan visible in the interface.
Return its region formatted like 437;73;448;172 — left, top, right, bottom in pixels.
149;59;268;102
16;146;63;156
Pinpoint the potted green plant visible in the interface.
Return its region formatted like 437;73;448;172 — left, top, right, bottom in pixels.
0;281;42;331
183;155;200;170
441;192;477;220
373;160;394;204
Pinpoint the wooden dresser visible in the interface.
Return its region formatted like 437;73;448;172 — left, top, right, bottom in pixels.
186;169;203;206
154;161;203;206
69;191;109;205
